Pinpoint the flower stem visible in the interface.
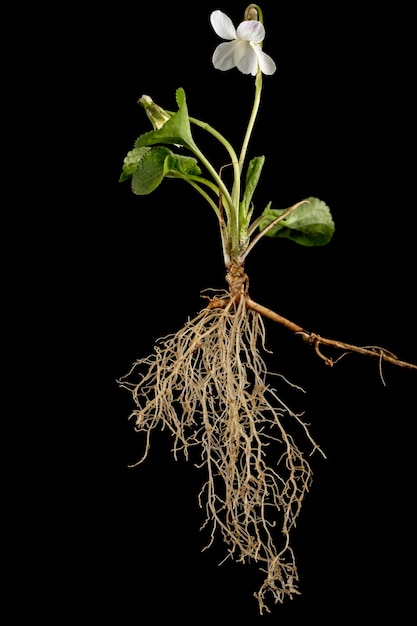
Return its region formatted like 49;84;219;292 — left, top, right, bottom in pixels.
238;69;263;173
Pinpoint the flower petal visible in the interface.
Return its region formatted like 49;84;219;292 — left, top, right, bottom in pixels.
234;41;259;75
210;10;237;40
236;20;265;43
212;41;239;71
253;46;277;75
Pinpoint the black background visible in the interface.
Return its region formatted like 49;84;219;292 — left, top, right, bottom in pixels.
22;1;416;622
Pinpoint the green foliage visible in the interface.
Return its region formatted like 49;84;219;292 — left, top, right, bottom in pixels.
119;86;335;256
240;156;265;222
119;88;204;196
129;146;201;195
134;87;197;151
163;152;201;178
131;146;171;195
259;197;335;246
119;147;151;182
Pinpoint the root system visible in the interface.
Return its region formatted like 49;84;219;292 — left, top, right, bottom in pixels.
118;290;325;613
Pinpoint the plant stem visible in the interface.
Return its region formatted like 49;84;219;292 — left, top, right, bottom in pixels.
182;176;230;263
238;69;263;173
182;176;221;217
189;116;240;176
189;116;241;258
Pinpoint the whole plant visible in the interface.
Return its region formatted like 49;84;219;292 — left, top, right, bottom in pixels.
118;5;416;614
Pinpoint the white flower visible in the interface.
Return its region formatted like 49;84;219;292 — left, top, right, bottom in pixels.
210;10;276;76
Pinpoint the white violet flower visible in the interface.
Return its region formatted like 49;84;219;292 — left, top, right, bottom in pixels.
210;9;276;76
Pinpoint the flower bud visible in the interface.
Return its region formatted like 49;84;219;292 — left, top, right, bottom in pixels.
245;4;259;21
138;95;171;130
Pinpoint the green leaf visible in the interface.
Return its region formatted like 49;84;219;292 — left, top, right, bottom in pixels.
131;146;172;195
240;155;265;220
259;197;335;246
134;88;196;151
130;146;202;195
163;153;201;178
119;147;151;182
